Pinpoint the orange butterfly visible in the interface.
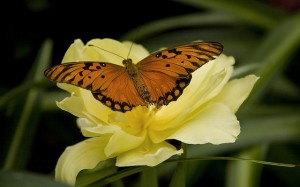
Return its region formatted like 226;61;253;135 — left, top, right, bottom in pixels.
44;41;223;112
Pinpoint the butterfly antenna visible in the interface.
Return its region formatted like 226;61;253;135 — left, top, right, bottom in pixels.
88;44;125;60
126;27;142;59
126;41;135;60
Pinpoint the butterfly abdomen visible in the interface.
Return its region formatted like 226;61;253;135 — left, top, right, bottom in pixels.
135;79;151;103
123;58;152;104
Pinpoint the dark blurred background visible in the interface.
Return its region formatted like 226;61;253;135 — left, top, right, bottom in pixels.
1;0;300;186
2;1;200;88
3;0;300;87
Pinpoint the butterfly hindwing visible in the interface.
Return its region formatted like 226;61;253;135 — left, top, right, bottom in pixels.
139;70;191;107
92;72;146;112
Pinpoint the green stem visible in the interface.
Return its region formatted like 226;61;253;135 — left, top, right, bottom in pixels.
169;143;188;187
3;39;53;169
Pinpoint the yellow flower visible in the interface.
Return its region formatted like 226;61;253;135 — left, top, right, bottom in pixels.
54;38;259;185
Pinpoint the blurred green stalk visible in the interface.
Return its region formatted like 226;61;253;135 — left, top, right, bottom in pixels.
3;39;53;170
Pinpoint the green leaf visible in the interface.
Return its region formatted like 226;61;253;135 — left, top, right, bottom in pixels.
40;91;69;112
140;167;158;187
241;12;300;106
0;170;70;187
225;145;268;187
86;166;147;187
76;159;119;187
120;12;241;42
0;80;51;110
174;0;286;29
2;39;53;170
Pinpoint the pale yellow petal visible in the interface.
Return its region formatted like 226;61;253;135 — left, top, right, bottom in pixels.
116;141;183;167
156;54;234;122
212;75;259;113
104;131;145;156
151;55;234;135
87;38;129;65
56;84;111;124
77;118;120;137
61;39;85;63
57;83;81;96
76;117;146;157
55;137;110;186
184;54;234;112
167;103;240;144
79;88;112;124
56;91;86;118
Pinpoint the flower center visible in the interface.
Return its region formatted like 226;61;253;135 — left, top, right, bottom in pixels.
109;106;156;136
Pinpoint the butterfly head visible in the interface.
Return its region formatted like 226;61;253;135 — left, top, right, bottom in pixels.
122;58;133;66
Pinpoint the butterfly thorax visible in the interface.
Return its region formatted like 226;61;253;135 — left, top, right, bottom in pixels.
123;58;151;103
123;59;138;77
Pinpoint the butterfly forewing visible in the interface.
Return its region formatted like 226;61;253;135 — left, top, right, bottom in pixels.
45;62;121;90
137;41;223;75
